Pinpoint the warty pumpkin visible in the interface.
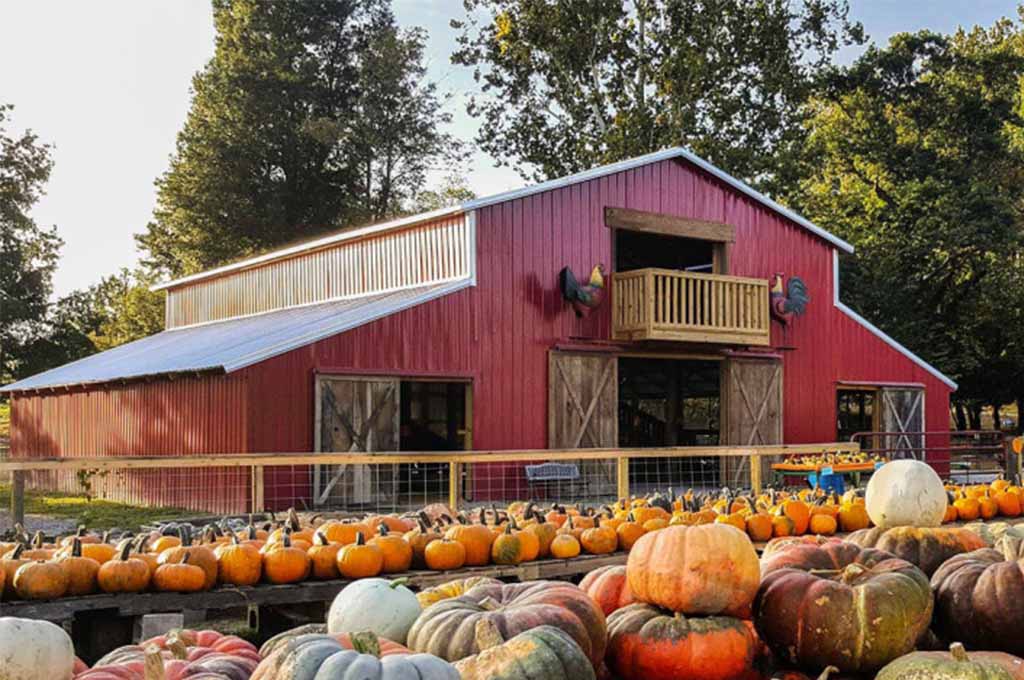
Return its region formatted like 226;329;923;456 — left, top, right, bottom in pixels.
454;619;596;680
215;534;262;586
627;523;759;617
606;603;757;680
754;538;933;673
57;537;99;596
13;559;69;600
152;551;207;592
876;643;1023;680
578;564;634;616
931;548;1024;656
337;532;384;579
262;533;312;584
846;525;986;575
406;580;607;667
97;540;151;593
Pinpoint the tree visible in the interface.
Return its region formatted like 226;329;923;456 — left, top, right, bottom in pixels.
88;269;165;351
0;104;61;386
791;23;1024;423
411;169;476;213
452;0;863;193
139;0;461;277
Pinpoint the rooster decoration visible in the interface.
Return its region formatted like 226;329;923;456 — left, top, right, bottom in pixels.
558;264;606;317
770;273;809;324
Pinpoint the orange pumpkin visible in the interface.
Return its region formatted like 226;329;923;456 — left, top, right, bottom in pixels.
152;552;207;592
215;534;262;586
262;534;311;584
57;537;100;596
368;525;413;573
424;538;466;571
616;514;646;552
445;520;494;567
97;541;151;593
549;533;581;559
490;524;522;565
158;543;217;590
581;517;618;555
627;524;759;617
307;531;342;580
337;532;384;579
319;520;371;546
809;513;838;536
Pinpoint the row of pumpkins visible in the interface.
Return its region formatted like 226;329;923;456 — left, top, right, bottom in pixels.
10;517;1024;680
0;459;1015;601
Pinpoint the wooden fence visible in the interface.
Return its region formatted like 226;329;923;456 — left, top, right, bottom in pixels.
0;443;862;523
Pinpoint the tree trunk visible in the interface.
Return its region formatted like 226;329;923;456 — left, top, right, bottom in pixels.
954;401;968;431
969;403;983;431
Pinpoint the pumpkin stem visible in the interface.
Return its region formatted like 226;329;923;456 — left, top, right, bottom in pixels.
478;596;501;611
473;617;506;650
165;635;190;660
143;645;166;680
71;536;83;558
117;538;133;561
389;577;410;590
817;666;839;680
949;642;969;662
350;631;382;657
355;532;366;546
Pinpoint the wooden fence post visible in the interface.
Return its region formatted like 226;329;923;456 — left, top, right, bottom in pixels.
251;466;264;514
749;453;762;495
448;462;462;511
11;470;25;526
616;456;630;500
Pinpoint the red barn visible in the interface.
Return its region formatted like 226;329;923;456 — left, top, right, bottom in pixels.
4;149;955;512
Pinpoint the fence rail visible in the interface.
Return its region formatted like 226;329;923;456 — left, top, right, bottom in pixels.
612;268;770;345
1;443;862;524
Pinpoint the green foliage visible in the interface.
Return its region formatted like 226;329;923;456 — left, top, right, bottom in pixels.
138;0;461;277
411;170;477;213
0;104;61;386
0;401;9;441
792;20;1024;408
452;0;863;193
88;269;165;351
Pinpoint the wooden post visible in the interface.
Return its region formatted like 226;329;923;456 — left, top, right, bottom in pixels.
617;456;630;501
748;452;762;495
10;470;24;526
448;461;462;511
251;466;265;514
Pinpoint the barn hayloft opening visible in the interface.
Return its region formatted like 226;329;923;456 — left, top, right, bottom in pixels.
615;229;715;273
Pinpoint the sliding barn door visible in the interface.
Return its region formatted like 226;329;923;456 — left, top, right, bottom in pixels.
315;376;399;507
721;358;783;487
879;387;925;459
548;352;618;495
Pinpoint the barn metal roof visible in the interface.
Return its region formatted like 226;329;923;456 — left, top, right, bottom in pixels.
1;279;471;393
153;148;854;292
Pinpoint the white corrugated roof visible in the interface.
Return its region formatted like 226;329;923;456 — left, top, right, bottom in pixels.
153;147;854;292
1;280;470;392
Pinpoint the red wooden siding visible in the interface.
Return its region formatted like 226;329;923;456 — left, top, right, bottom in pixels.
10;374;251;513
9;155;953;510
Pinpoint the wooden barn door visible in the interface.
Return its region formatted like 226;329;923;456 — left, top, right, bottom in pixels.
721;358;783;487
548;352;618;495
879;387;925;460
315;376;400;507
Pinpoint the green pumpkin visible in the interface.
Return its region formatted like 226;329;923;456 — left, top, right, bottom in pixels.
876;644;1020;680
454;620;596;680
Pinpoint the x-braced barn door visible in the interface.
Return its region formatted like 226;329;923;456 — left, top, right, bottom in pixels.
879;387;925;459
721;358;783;487
548;352;618;495
315;376;399;507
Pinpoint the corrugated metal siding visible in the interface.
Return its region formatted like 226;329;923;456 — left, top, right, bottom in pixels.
165;214;471;327
10;374;251;514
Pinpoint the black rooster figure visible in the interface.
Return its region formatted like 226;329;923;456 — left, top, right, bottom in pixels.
558;264;606;317
770;273;809;324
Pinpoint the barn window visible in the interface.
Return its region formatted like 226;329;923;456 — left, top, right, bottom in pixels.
837;388;877;442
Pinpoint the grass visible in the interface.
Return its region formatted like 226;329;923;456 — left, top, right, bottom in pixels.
0;483;204;532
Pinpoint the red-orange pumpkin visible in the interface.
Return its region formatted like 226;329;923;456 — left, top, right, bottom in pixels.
578;565;634;616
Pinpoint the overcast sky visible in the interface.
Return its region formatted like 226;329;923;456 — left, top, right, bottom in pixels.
1;0;1020;296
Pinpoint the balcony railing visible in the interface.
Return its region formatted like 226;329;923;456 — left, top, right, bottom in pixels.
612;268;770;346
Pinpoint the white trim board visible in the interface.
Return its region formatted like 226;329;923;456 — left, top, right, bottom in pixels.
153;147;854;292
832;249;957;390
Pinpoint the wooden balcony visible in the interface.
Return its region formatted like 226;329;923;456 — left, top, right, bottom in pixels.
612;268;770;346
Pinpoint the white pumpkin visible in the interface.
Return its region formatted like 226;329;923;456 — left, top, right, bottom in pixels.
865;459;947;528
327;578;422;645
0;617;75;680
